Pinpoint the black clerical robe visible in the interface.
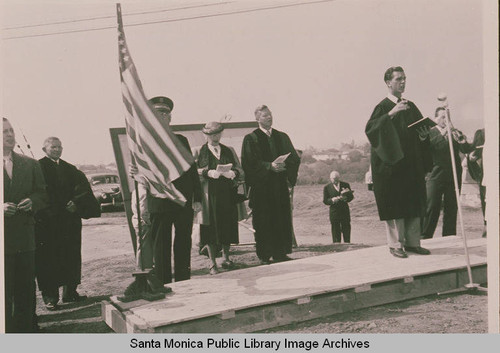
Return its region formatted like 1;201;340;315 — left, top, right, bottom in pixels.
241;128;300;260
35;157;99;292
365;98;431;221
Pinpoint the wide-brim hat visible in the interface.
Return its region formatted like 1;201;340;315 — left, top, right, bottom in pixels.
149;96;174;112
202;121;224;135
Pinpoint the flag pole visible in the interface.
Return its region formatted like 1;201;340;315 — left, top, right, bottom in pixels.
134;179;144;271
436;94;486;295
116;3;166;301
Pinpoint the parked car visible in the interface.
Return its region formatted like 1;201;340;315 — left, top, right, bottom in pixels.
87;173;124;210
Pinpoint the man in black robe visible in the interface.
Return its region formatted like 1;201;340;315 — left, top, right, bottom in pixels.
35;137;100;309
241;105;300;264
365;66;432;258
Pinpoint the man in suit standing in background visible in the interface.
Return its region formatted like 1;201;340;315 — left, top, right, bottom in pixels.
421;107;472;239
3;117;47;332
323;171;354;243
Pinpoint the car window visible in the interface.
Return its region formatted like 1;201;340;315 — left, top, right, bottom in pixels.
90;175;119;185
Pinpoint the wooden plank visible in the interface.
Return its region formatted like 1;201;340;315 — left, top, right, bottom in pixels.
102;236;487;333
104;265;487;333
149;266;486;333
126;238;486;327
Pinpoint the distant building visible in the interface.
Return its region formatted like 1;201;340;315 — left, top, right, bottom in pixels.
312;148;365;161
313;153;336;161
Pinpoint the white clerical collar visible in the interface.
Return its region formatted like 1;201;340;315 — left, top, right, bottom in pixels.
435;125;447;136
259;127;273;136
387;93;401;104
49;157;60;164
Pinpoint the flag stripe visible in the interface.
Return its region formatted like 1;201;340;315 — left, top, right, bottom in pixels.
121;71;192;174
125;103;186;200
138;136;173;180
122;96;134;117
121;79;187;173
125;134;180;197
124;109;174;180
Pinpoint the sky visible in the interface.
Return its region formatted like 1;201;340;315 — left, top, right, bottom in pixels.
0;0;490;165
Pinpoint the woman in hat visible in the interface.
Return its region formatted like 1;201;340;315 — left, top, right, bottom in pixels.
196;121;242;274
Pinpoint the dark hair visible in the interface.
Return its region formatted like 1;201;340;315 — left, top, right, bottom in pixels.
384;66;404;82
435;106;446;117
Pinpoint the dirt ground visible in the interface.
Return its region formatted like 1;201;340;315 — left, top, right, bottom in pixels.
35;183;489;333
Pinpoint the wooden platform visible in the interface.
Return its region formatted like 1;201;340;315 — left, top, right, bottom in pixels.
102;236;487;333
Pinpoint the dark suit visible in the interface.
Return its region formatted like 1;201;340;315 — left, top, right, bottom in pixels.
422;127;472;238
4;152;47;332
323;181;354;243
148;134;202;284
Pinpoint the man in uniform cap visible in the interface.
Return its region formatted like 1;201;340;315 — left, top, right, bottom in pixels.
132;96;202;284
150;96;174;115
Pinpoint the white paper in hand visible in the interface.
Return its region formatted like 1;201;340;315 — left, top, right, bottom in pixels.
216;163;233;173
273;152;291;164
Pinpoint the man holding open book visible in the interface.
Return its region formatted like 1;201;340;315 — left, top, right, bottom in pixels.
241;105;301;264
365;66;433;258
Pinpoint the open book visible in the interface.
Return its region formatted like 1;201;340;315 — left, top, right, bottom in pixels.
273;152;291;164
407;117;437;129
216;163;233;173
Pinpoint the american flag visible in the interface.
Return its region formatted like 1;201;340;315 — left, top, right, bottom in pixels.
116;3;193;205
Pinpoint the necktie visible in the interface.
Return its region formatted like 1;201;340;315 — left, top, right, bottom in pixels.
267;131;278;159
3;157;13;179
211;145;220;160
